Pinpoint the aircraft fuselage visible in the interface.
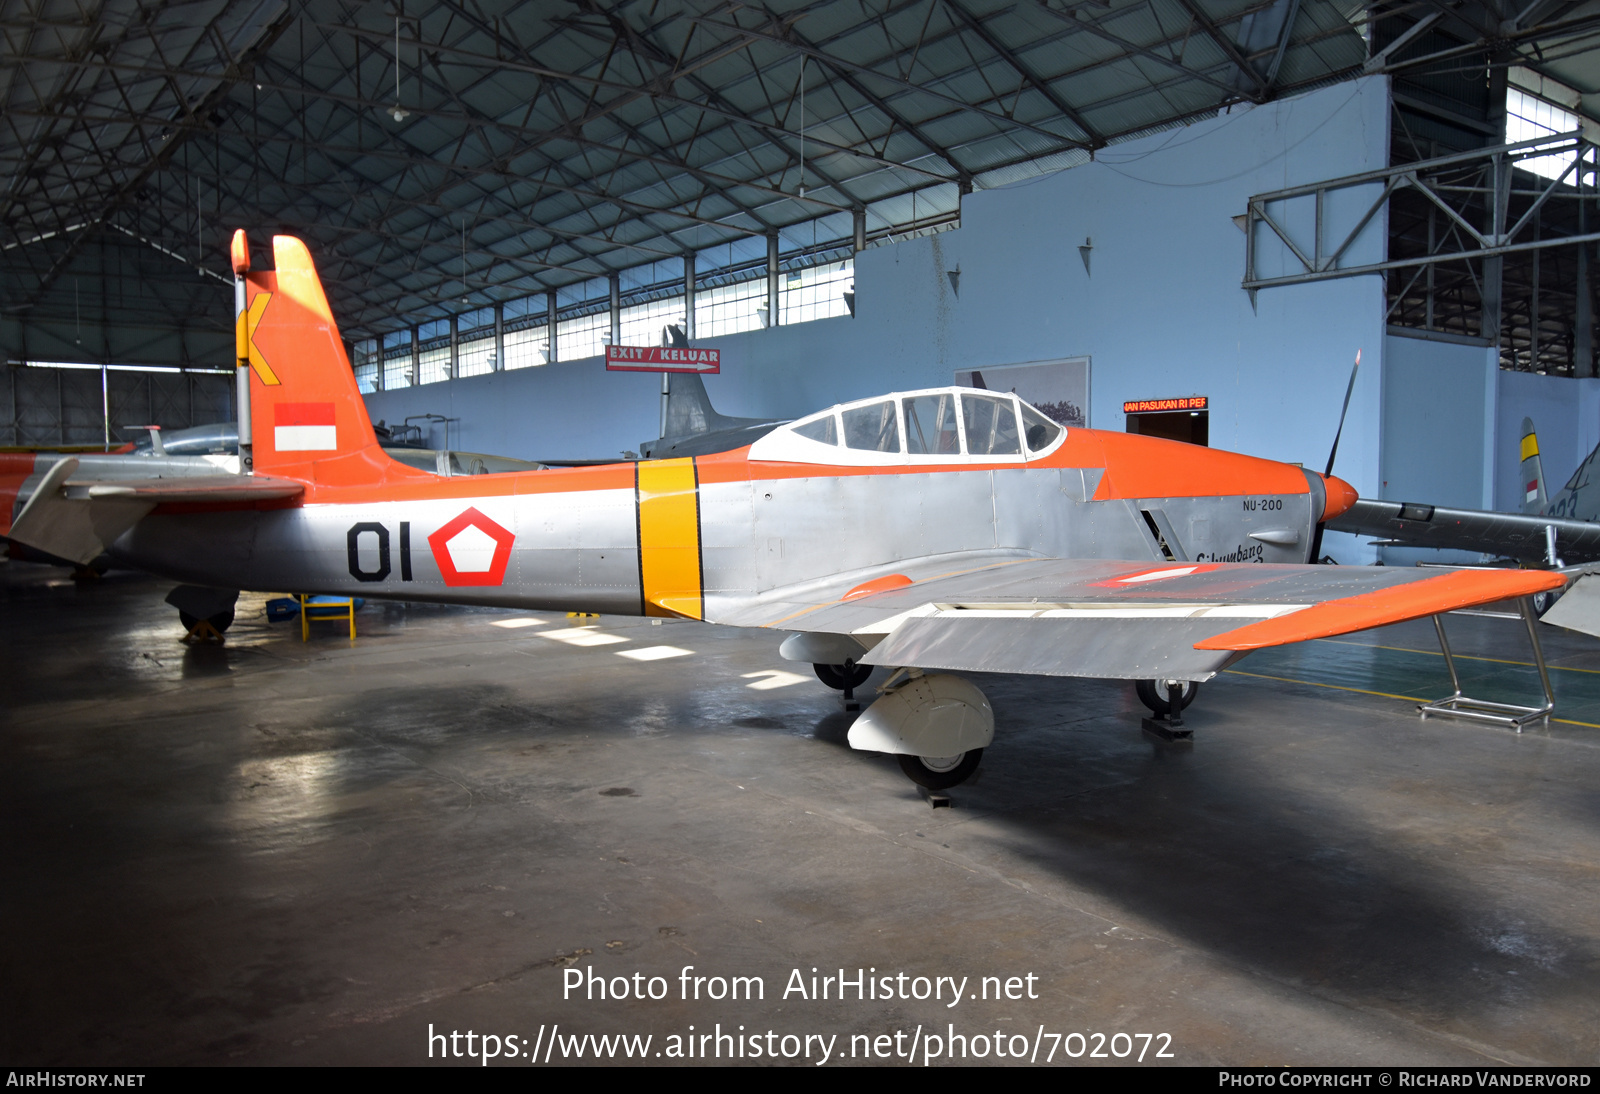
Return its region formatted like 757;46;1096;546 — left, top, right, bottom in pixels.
111;429;1323;622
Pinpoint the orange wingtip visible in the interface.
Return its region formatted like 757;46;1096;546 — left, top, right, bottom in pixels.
844;573;913;600
230;229;250;275
1195;568;1567;651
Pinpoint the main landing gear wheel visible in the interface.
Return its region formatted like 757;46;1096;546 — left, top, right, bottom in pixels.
1136;679;1198;716
897;748;984;790
814;661;873;690
179;608;235;634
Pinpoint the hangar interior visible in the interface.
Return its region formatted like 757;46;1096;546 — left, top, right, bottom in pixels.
7;0;1600;1068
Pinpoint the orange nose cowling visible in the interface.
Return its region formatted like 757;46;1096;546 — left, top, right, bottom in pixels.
1318;474;1359;522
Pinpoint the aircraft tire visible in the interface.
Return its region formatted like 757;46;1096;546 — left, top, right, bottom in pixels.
814;661;872;690
897;749;983;790
179;608;235;634
1135;679;1199;716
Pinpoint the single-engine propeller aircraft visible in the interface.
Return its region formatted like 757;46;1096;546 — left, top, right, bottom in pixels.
0;233;1568;789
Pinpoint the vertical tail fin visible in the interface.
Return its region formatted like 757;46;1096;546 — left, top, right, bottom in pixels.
1519;417;1549;515
241;235;411;486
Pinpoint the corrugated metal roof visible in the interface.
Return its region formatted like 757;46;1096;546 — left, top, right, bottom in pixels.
1;0;1387;343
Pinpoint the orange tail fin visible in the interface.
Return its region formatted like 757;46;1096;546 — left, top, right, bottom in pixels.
240;234;416;486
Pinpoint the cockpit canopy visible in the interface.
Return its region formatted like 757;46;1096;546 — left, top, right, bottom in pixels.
748;386;1066;466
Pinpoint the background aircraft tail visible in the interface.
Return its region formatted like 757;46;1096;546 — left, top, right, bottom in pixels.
1519;417;1548;515
241;234;415;486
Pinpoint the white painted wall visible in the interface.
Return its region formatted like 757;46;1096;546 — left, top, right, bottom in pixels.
366;78;1393;556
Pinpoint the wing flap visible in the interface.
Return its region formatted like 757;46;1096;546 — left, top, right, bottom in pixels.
749;557;1567;680
862;615;1246;681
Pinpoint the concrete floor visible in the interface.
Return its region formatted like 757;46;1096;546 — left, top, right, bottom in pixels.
4;562;1600;1067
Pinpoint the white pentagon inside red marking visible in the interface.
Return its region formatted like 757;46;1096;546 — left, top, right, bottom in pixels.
445;524;499;573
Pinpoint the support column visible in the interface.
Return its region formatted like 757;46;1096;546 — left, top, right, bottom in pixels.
232;245;251;471
546;291;557;364
1482;154;1509;348
449;314;459;380
767;232;780;328
684;253;696;340
1580;172;1594;376
494;303;504;371
1483;257;1503;346
409;325;420;386
1531;220;1541;371
610;273;621;347
852;208;866;253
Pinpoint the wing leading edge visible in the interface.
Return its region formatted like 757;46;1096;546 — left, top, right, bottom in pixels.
738;558;1565;682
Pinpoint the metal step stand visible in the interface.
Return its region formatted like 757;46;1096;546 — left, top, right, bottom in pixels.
1418;597;1555;731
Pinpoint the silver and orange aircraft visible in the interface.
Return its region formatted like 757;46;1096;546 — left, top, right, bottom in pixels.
0;233;1567;789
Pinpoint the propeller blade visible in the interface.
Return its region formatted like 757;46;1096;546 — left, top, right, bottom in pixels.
1311;349;1361;564
1325;349;1361;478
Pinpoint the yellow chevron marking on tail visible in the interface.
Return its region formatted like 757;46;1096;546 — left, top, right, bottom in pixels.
636;458;702;619
1521;432;1540;462
245;292;280;385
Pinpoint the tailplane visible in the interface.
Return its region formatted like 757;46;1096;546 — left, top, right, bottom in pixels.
1519;417;1548;515
239;233;422;486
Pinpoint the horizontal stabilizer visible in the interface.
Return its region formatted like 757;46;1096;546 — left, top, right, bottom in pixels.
6;458;151;565
7;459;305;565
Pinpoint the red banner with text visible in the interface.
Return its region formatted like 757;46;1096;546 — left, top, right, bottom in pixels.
605;346;721;374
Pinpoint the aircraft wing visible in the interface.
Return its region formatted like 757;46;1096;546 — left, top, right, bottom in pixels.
6;457;304;565
1327;497;1600;564
726;557;1565;682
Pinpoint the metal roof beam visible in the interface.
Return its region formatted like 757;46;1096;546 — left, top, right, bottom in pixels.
1027;0;1251;101
322;22;960;183
1170;0;1268;98
941;0;1105;147
696;13;1090;152
15;1;295;312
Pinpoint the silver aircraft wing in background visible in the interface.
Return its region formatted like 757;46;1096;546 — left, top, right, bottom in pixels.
1327;497;1600;565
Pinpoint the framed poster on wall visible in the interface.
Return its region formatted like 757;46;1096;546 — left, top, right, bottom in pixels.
954;357;1090;428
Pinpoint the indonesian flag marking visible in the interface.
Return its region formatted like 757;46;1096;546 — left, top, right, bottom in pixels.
274;402;337;451
1526;480;1540;503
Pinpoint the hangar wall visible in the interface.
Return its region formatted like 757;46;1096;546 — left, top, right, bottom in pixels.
1378;331;1600;563
1381;331;1498;511
1377;331;1498;565
366;78;1392;557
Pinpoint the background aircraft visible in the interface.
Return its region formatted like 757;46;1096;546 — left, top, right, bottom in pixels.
1;232;1564;790
1328;417;1600;566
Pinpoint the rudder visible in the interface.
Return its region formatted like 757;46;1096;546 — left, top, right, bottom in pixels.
239;234;402;486
1518;417;1548;514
